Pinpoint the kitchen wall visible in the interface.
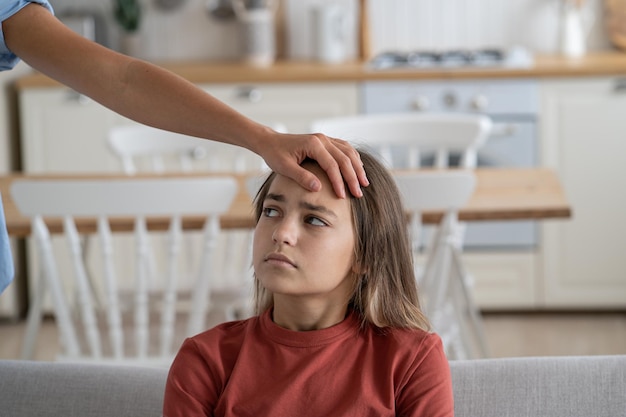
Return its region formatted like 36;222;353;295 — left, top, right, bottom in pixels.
0;0;614;173
48;0;241;61
366;0;610;55
46;0;612;62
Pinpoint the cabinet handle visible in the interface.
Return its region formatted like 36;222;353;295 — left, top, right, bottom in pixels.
65;90;91;104
613;79;626;93
235;86;263;103
411;96;430;111
490;123;518;138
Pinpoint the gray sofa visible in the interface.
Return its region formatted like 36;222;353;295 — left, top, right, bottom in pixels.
1;355;625;416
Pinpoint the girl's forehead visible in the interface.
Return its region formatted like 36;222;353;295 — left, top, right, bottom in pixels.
266;170;353;215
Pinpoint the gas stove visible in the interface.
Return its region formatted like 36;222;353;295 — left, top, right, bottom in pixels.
367;46;533;70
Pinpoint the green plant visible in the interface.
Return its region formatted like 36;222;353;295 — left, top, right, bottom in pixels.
114;0;141;33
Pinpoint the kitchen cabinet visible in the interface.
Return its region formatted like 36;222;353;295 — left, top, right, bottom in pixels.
540;77;626;308
19;82;359;172
200;82;358;133
19;88;127;173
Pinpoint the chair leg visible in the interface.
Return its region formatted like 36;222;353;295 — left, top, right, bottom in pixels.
450;247;490;358
80;236;102;308
20;269;45;360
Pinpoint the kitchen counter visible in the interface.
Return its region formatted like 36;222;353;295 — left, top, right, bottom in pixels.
14;51;626;89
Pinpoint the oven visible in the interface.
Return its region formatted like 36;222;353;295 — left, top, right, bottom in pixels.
361;78;539;250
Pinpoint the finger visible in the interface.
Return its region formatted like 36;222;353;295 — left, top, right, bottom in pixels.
293;165;323;193
308;134;348;198
330;138;369;197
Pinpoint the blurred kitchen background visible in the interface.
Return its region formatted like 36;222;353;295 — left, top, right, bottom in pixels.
4;0;612;62
1;0;626;359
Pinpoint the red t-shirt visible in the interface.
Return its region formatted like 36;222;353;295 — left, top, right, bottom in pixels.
163;309;453;417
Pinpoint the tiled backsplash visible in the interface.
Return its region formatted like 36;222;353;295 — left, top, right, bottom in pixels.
366;0;609;55
49;0;240;61
47;0;612;62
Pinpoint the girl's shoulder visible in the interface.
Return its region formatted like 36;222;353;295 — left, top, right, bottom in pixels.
369;325;443;355
188;315;260;350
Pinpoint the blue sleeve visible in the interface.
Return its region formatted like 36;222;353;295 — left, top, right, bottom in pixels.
0;192;14;293
0;0;54;71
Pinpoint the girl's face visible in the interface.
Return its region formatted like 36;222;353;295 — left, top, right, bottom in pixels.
253;163;356;306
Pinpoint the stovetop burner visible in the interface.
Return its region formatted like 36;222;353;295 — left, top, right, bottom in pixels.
368;47;532;70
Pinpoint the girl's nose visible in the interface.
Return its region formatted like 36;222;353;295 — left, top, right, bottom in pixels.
272;219;297;246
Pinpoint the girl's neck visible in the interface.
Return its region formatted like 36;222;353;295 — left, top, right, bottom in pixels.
271;298;349;331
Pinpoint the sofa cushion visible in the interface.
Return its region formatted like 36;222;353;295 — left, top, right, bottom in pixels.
451;355;626;417
1;355;625;416
0;360;167;417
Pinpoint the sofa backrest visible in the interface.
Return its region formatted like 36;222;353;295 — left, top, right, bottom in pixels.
0;360;167;417
451;355;626;417
1;355;625;417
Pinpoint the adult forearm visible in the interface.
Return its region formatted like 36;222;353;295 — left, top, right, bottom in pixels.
4;3;270;154
91;58;272;153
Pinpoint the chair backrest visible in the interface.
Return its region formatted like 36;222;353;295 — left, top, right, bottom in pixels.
107;124;267;174
311;112;492;169
394;170;476;212
107;124;267;307
11;177;238;366
394;169;476;253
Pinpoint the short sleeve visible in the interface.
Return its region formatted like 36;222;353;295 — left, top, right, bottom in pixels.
0;0;54;71
163;338;220;417
0;193;14;293
396;333;454;417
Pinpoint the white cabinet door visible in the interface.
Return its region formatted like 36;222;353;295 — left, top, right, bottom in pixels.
201;82;358;133
540;78;626;308
19;88;128;173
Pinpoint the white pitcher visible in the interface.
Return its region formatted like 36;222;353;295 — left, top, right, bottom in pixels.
310;3;350;64
559;0;595;58
232;0;277;67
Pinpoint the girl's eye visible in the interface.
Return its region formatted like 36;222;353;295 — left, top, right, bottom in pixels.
263;207;279;218
306;216;327;227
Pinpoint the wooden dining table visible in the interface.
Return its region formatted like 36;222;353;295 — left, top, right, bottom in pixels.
1;168;571;237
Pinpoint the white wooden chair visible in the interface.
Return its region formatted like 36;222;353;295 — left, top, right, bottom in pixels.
12;177;238;367
311;112;492;359
107;124;269;322
311;112;492;170
395;171;489;359
107;124;269;174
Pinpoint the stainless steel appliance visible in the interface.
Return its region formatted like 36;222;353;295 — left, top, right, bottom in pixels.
367;46;534;70
361;78;539;250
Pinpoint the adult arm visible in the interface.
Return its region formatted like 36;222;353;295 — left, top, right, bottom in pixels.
3;4;368;198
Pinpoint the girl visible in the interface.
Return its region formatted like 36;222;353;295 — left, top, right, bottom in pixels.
164;150;453;416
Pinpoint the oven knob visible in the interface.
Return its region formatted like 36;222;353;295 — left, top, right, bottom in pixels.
411;96;430;111
470;94;489;111
442;92;457;109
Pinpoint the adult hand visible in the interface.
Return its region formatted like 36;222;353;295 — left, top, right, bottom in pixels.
259;132;369;199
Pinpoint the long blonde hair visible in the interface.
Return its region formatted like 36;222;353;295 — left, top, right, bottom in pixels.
252;149;430;331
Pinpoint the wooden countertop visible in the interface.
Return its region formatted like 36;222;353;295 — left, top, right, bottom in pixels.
1;168;571;237
14;51;626;89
